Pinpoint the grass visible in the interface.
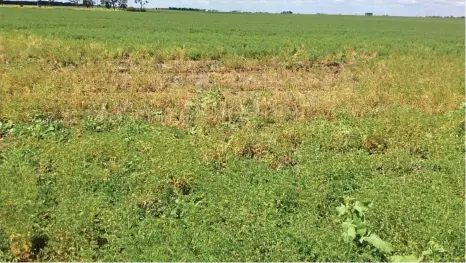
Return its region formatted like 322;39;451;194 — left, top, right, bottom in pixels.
0;6;464;262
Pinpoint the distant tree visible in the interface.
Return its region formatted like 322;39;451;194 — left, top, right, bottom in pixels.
48;0;55;6
101;0;126;9
83;0;94;7
134;0;147;10
100;0;111;8
0;0;3;5
118;0;127;9
69;0;80;7
109;0;117;9
365;12;373;16
101;0;117;9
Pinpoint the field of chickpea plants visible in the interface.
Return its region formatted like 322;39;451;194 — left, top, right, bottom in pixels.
0;6;464;261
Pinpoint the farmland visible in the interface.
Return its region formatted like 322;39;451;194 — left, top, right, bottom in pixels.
0;6;465;262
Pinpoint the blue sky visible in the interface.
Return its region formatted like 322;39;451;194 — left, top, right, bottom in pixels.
139;0;465;16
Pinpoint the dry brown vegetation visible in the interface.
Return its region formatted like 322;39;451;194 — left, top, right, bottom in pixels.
1;37;463;131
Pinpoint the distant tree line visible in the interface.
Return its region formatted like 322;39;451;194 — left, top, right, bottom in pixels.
230;10;272;14
154;7;222;12
425;15;465;18
167;7;206;12
2;0;98;7
3;0;75;6
1;0;152;10
154;8;270;13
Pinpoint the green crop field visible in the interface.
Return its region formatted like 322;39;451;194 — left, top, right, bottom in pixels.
0;6;464;262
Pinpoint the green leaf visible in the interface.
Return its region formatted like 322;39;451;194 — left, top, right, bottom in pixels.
356;225;367;236
428;241;446;253
354;200;372;215
336;204;346;215
351;216;367;236
352;216;366;227
346;225;356;240
388;255;421;262
342;221;356;242
361;233;394;253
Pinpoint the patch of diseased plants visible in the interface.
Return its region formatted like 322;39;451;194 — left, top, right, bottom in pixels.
168;177;194;196
239;141;270;159
206;126;304;170
321;61;344;74
362;134;388;155
1;47;393;129
274;151;297;168
8;234;31;262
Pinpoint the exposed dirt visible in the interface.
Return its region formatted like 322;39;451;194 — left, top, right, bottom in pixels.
116;59;349;75
101;59;352;95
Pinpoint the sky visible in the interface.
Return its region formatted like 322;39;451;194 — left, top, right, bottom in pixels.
137;0;465;16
